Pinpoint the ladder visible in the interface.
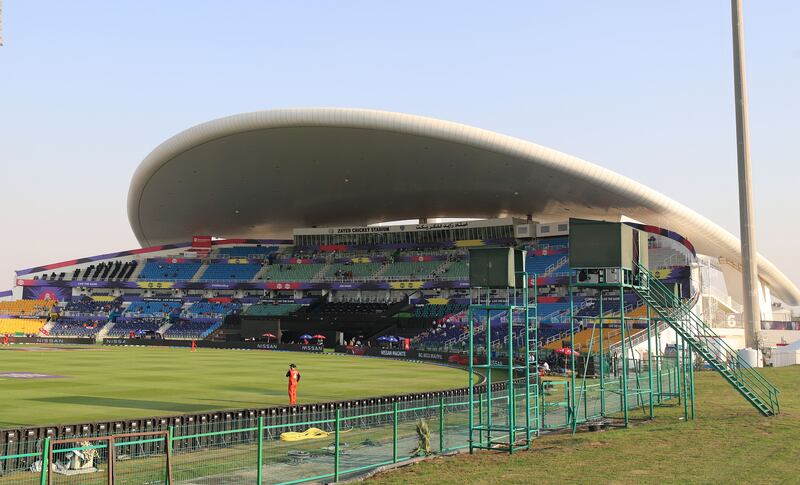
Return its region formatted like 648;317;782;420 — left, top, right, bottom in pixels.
633;263;779;416
526;310;541;437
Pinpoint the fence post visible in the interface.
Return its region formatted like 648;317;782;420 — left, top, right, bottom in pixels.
392;401;399;463
439;397;445;452
334;409;341;482
40;437;50;485
108;436;116;485
689;346;695;420
166;427;174;485
257;416;264;485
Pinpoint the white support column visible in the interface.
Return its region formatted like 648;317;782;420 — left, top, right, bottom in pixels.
731;0;760;349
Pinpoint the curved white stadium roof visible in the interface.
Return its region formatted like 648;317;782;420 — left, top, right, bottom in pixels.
128;108;800;305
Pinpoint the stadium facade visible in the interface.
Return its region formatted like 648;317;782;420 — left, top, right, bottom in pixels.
2;108;798;351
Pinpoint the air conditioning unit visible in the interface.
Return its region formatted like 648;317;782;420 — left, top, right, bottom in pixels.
606;268;621;284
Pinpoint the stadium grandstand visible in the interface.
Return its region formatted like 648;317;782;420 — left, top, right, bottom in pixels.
1;108;796;483
1;108;797;354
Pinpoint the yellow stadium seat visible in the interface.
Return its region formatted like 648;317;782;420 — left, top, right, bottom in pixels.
0;318;46;335
0;300;56;316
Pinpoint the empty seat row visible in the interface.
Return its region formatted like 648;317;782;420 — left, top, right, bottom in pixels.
259;264;322;281
125;300;182;316
139;260;201;281
200;263;261;280
324;262;382;279
382;261;442;278
0;318;46;335
184;301;241;317
0;300;56;316
245;303;302;316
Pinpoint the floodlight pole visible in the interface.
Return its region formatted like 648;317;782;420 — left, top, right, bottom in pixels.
731;0;760;349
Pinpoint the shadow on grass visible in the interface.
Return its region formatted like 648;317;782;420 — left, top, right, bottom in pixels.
29;396;217;413
221;386;285;396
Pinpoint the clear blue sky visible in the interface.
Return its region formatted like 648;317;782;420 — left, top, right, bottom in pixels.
0;1;798;293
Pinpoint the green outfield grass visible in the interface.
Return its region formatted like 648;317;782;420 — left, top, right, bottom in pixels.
0;345;467;428
368;365;800;485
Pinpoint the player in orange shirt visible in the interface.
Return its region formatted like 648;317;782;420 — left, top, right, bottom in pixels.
286;363;301;405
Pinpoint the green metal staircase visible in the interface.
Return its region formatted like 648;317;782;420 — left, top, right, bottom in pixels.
633;263;780;416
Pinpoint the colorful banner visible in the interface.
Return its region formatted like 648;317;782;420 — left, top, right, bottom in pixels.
294;238;516;253
319;245;349;252
389;281;425;290
15;278;471;291
16;238;292;276
191;235;212;257
761;321;800;331
651;266;690;281
340;347;471;365
22;286;71;301
157;257;192;263
11;337;95;345
531;275;570;286
396;255;447;262
208;297;233;303
275;257;326;264
454;239;485;248
16;275;573;292
102;338;324;353
136;281;175;289
531;247;568;256
624;222;696;256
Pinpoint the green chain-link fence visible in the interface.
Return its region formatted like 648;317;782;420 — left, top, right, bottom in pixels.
0;365;680;484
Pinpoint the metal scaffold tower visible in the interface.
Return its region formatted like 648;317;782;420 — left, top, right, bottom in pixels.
569;270;679;429
468;249;538;454
464;219;778;456
567;218;778;418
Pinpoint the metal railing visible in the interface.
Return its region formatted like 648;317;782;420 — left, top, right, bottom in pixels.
0;365;682;484
636;263;779;415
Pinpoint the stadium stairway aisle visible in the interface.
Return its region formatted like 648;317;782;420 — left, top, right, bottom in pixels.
97;321;116;339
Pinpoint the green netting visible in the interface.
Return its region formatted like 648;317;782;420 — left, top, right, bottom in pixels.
335;417;396;481
50;439;110;485
172;419;259;484
114;435;168;485
442;396;470;451
262;415;336;485
541;380;570;429
0;438;43;485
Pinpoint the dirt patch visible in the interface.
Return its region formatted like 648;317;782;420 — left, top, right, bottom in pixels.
0;372;66;379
